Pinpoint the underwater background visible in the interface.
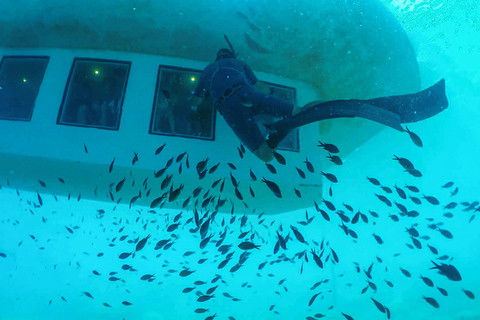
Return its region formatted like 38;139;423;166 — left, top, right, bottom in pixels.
1;0;480;319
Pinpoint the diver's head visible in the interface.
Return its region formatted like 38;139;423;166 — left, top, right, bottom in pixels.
215;48;235;61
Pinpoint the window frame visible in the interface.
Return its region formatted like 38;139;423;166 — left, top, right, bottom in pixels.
149;65;217;141
0;55;50;122
56;57;131;131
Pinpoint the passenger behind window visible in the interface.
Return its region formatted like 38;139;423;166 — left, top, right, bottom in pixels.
154;89;175;133
76;76;121;128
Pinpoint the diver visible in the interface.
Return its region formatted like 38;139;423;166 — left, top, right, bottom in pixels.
189;35;449;162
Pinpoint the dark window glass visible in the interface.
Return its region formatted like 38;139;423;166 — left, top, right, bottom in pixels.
58;58;130;130
0;56;49;121
254;82;300;152
150;66;215;140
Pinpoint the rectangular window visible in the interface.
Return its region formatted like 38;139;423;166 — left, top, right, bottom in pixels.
150;66;215;140
0;56;49;121
254;82;300;152
58;58;130;130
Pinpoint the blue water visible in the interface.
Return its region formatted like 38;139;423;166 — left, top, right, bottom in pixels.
1;0;480;319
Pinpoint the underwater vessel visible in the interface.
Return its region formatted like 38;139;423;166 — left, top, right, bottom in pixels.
0;0;423;213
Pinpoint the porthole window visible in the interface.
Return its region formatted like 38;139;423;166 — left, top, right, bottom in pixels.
58;58;130;130
0;56;49;121
150;66;215;140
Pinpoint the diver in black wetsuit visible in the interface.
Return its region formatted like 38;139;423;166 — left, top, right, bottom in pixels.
189;36;448;162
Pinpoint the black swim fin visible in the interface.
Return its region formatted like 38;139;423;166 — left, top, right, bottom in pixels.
266;79;448;149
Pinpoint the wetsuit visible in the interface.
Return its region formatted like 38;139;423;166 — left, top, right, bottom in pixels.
193;58;293;152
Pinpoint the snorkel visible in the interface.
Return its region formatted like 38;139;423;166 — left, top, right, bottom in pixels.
224;34;238;58
215;35;239;61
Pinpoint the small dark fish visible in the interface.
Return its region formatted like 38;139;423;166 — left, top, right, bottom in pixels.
423;194;439;205
294;188;301;198
462;288;475;299
179;268;195;277
322;199;336;211
372;233;383;244
319;209;330;221
37;191;43;206
273;151;286;165
196;157;209;173
367;177;381;186
296;167;306;179
250;168;257;181
437;287;448;296
249;185;255;198
341;312;354;320
400;268;411;277
197;294;215;302
238;241;260;250
405;126;423;147
423;296;439;308
266;163;277;174
65;226;74;234
262;177;282;198
394;185;407;199
327;153;343;165
420;275;434;287
427;244;438;255
304;158;314;172
83;143;88;153
290;225;306;244
237;147;244;158
381;185;392;193
155;143;166;155
371;298;385;313
132;151;139;165
444;202;457;209
82;292;94;299
194;308;209;313
318;141;339;153
442;181;454;188
309;292;321;306
406;168;422;177
38;180;46;188
450;187;459;197
116;178;126;192
409;196;422;205
392;155;415;170
227;162;237;170
321;172;338;183
176;151;187;162
376;194;392;207
122;301;132;306
430;261;462;281
437;227;453;239
119;252;132;259
136;234;151;252
109;158;115;173
405;185;420;192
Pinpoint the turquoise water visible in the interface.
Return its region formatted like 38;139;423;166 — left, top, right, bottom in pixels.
1;0;480;319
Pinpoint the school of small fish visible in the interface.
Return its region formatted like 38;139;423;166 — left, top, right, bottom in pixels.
0;127;478;320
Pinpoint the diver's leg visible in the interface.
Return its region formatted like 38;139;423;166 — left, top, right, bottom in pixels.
219;97;274;162
241;85;294;118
